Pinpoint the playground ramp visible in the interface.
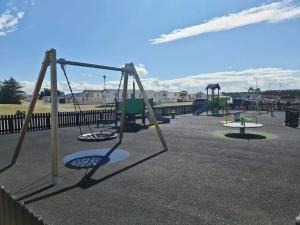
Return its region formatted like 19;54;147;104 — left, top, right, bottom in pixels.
193;102;209;115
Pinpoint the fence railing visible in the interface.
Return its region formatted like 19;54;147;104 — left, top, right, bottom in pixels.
234;103;300;111
0;109;116;135
154;105;192;116
0;105;191;135
285;107;299;128
0;186;47;225
1;103;297;135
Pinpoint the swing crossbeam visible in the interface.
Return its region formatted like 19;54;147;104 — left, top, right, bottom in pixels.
57;58;131;73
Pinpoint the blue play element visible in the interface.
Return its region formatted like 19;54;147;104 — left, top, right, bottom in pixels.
63;149;129;169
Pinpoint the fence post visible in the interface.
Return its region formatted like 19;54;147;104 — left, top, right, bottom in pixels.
0;187;4;225
8;193;17;225
76;113;80;126
46;113;51;129
285;109;288;126
3;187;10;225
8;115;14;133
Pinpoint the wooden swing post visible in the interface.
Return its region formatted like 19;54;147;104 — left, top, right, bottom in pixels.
12;51;51;164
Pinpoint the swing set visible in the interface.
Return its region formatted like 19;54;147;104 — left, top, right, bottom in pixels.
11;49;168;185
60;63;122;142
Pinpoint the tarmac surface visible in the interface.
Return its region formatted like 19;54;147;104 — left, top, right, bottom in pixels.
0;112;299;225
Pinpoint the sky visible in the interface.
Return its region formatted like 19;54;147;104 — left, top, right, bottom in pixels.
0;0;300;94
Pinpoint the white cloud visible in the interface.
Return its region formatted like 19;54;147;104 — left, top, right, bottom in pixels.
144;67;300;92
20;67;300;94
151;0;300;44
135;64;149;76
0;9;24;36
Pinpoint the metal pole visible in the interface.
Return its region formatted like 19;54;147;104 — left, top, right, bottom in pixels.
12;51;51;164
50;49;59;185
128;63;168;150
206;89;209;115
103;75;106;110
119;72;128;141
132;78;135;99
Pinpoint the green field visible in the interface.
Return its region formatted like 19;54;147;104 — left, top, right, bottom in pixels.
0;100;192;115
0;101;101;115
156;102;192;107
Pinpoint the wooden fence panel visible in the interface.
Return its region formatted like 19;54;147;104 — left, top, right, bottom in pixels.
0;186;47;225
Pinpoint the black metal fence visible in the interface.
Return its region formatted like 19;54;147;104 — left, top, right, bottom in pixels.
1;103;297;135
154;105;192;116
233;103;299;111
285;107;299;128
0;105;192;135
0;109;115;135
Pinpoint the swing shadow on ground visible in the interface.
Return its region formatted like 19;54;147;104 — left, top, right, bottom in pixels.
16;141;167;205
0;163;14;174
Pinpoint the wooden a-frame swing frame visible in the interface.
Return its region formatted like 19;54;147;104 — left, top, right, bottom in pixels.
11;49;168;185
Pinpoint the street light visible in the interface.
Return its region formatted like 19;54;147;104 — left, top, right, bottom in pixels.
103;75;106;107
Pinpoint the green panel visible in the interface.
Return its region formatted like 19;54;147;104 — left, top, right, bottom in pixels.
208;96;227;107
97;120;115;125
118;98;151;114
212;107;219;114
218;97;227;107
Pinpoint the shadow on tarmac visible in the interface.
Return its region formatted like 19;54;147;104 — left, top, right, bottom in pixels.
15;141;166;205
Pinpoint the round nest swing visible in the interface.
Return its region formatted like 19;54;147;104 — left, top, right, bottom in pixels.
77;131;118;142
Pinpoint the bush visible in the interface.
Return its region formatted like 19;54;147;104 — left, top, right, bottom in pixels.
15;110;26;116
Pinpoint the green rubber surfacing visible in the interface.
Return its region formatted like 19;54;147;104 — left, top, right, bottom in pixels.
212;129;278;140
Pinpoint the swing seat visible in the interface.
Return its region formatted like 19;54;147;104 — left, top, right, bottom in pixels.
78;131;118;142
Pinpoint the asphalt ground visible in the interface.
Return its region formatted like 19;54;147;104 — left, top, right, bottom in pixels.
0;112;299;225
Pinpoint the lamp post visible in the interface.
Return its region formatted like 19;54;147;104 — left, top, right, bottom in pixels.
103;75;106;108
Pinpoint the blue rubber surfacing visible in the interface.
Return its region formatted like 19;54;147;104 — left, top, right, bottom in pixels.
63;149;129;169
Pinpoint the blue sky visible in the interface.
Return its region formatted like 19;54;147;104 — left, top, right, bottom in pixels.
0;0;300;93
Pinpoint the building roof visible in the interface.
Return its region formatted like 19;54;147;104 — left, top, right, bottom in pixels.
83;89;102;93
206;83;221;90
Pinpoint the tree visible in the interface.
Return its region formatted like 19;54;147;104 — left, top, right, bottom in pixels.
39;88;51;99
58;90;65;97
39;88;65;99
0;77;25;104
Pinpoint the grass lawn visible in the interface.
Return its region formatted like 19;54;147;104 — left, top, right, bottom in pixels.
0;101;101;115
0;100;192;115
155;102;192;107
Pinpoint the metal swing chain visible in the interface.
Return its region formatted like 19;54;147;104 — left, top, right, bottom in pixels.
60;64;94;135
111;72;124;127
113;72;124;105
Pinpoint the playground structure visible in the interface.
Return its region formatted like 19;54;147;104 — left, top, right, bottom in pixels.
206;83;221;115
223;118;263;135
239;87;262;112
193;83;229;116
60;65;120;142
116;98;149;130
10;49;168;185
222;110;259;124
